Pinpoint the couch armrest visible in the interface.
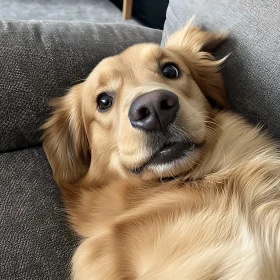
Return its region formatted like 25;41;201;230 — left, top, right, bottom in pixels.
0;21;162;152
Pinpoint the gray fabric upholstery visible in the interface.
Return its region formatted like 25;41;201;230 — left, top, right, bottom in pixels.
0;0;139;26
0;21;162;152
0;21;161;279
0;147;76;279
162;0;280;140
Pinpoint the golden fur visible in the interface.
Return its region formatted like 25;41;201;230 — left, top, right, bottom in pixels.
42;24;280;279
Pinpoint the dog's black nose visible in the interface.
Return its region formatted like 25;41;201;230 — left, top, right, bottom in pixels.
128;90;179;131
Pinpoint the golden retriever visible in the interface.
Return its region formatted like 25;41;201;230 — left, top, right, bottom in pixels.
42;24;280;280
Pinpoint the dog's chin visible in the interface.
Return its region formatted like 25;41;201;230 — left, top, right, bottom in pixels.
127;141;203;181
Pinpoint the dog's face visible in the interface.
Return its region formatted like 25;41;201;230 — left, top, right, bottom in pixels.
43;25;227;185
84;44;209;180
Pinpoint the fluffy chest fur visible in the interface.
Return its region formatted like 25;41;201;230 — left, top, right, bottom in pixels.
66;112;280;280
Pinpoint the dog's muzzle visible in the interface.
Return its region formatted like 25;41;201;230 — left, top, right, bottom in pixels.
128;90;180;132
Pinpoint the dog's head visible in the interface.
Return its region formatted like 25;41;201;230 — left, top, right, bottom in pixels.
42;25;227;186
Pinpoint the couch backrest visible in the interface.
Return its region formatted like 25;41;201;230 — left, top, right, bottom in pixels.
162;0;280;140
0;21;162;152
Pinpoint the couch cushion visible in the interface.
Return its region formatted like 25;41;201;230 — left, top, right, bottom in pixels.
0;21;162;152
0;146;76;279
162;0;280;140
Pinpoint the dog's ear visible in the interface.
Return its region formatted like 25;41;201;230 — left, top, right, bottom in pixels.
42;83;90;185
165;24;228;108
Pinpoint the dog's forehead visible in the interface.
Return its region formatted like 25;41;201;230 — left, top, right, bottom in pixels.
97;43;163;69
89;44;164;82
121;43;163;63
87;42;188;92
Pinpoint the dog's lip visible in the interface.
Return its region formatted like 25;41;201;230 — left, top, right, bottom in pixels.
129;141;201;174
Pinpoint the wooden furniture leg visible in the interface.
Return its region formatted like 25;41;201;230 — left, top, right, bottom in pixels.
123;0;133;20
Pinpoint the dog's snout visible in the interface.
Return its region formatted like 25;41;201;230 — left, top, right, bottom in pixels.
128;90;179;131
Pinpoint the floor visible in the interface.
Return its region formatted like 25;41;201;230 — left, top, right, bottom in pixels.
0;0;139;25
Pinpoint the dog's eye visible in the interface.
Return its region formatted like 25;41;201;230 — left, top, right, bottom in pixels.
97;93;113;111
162;64;180;79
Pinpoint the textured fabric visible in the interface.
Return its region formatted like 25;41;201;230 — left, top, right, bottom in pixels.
162;0;280;140
0;146;77;280
0;21;162;152
0;0;139;26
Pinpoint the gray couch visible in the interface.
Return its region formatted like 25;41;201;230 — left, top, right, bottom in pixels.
0;0;278;279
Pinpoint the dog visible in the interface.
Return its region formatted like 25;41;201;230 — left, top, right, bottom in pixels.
42;24;280;279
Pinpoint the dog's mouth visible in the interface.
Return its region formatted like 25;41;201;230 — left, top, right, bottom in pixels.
129;141;201;174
